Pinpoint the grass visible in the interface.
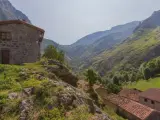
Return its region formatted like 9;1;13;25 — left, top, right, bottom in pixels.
104;106;126;120
125;77;160;91
88;27;160;76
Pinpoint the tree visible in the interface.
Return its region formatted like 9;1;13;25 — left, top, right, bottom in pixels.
57;50;65;63
112;75;120;85
85;69;98;86
143;67;151;80
43;45;58;59
106;83;121;94
42;45;65;63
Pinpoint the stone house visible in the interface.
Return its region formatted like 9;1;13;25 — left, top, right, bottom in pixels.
103;94;160;120
139;88;160;111
119;88;142;102
0;20;44;64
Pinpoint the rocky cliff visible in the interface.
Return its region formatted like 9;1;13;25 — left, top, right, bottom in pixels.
0;0;30;22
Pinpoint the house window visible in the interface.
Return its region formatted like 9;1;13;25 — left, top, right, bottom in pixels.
144;98;148;102
151;100;155;104
0;32;12;40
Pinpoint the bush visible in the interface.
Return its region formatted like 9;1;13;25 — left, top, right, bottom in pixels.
42;45;64;63
34;81;62;107
84;69;101;86
38;108;65;120
106;83;122;94
67;105;91;120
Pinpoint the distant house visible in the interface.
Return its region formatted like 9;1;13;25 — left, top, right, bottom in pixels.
119;88;142;102
103;94;160;120
0;20;44;64
139;88;160;111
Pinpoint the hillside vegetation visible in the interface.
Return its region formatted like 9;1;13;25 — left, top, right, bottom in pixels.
86;27;160;77
0;60;111;120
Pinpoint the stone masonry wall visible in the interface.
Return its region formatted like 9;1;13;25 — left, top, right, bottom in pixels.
139;96;160;111
0;23;43;64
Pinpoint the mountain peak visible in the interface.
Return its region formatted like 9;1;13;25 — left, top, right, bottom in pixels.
0;0;31;23
135;10;160;31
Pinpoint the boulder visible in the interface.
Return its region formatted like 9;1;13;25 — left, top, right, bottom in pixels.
8;92;19;100
23;87;34;96
45;65;78;87
58;93;76;108
20;99;33;120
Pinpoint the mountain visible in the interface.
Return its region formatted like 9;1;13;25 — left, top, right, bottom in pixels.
0;0;30;22
41;21;140;71
72;21;140;47
135;10;160;30
82;10;160;76
83;21;140;55
71;31;107;46
59;21;140;70
41;39;59;53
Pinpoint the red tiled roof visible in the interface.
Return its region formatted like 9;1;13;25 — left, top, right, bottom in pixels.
119;88;141;102
139;88;160;102
0;20;45;32
106;94;154;120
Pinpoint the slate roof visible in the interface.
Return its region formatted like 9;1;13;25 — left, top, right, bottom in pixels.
0;20;44;32
139;88;160;102
119;88;141;102
106;94;154;120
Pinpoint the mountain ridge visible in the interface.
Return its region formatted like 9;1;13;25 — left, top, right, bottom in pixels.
83;10;160;77
0;0;30;22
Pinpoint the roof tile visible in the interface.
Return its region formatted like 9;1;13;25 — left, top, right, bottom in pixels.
106;94;154;120
0;20;44;32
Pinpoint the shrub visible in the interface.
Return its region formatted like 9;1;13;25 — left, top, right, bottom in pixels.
106;83;122;94
84;69;100;86
38;108;65;120
67;105;91;120
42;45;65;63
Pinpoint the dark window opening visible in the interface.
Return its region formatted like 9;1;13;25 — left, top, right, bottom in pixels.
144;98;148;102
0;32;12;40
151;100;155;104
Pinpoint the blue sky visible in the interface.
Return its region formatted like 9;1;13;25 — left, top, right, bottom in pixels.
9;0;160;45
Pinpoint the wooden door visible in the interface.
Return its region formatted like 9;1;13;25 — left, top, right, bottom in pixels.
1;49;10;64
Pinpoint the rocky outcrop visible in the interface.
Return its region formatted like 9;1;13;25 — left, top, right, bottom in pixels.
44;60;78;86
20;99;33;120
8;92;19;100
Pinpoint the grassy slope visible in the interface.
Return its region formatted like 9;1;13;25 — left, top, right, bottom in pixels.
86;27;160;76
104;106;126;120
125;77;160;91
0;63;92;120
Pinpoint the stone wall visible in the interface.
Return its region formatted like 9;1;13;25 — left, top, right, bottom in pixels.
139;96;160;111
103;98;140;120
0;23;44;64
146;111;160;120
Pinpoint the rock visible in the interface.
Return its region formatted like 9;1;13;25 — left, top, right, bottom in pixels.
48;59;63;66
20;99;33;120
48;73;57;79
19;69;29;80
91;113;111;120
23;87;34;96
35;74;45;80
45;65;78;87
58;93;76;108
94;105;102;114
8;92;19;99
